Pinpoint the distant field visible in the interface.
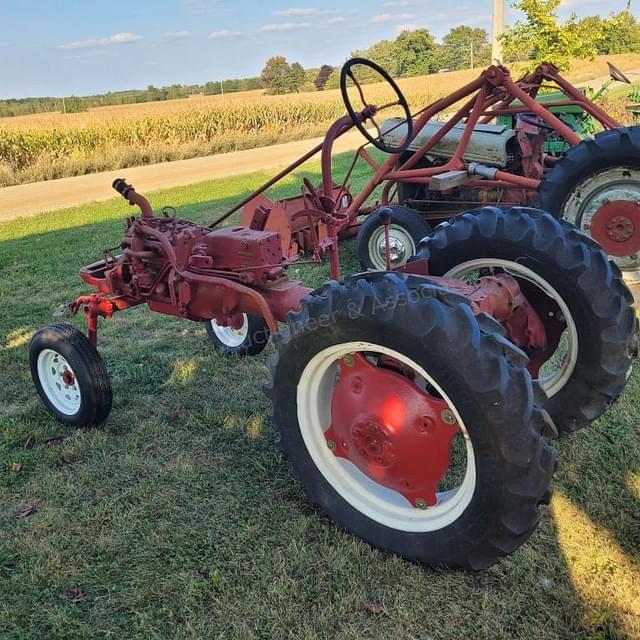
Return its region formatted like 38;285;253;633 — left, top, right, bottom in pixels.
1;54;639;187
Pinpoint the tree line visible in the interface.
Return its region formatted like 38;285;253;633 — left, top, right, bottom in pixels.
2;2;640;117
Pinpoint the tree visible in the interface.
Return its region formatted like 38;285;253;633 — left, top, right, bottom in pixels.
440;26;491;70
353;39;399;76
314;65;334;91
261;56;293;95
203;81;219;96
501;0;602;70
599;10;640;54
394;29;438;76
289;62;306;92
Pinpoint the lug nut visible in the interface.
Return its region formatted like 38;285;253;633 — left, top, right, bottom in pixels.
342;354;355;367
415;498;428;509
441;409;457;425
326;440;336;451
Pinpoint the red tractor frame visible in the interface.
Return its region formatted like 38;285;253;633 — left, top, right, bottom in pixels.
29;59;637;570
224;59;640;275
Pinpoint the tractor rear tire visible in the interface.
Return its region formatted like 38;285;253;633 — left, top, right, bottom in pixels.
416;206;636;433
29;324;112;428
266;273;555;569
357;205;432;270
538;126;640;272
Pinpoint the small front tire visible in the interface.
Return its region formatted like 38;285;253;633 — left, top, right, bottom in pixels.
205;313;270;357
356;205;432;270
29;324;112;428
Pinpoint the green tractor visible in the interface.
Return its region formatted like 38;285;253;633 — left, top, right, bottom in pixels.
497;62;633;155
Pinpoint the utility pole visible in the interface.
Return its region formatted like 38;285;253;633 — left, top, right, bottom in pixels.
492;0;505;64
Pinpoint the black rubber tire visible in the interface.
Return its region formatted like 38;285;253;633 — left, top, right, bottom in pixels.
29;323;112;428
205;313;270;357
415;206;637;433
538;126;640;220
266;273;555;570
356;205;432;270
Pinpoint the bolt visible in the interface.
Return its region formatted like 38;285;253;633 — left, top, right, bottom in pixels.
342;354;355;367
417;415;435;433
326;440;336;451
441;408;457;425
415;498;428;509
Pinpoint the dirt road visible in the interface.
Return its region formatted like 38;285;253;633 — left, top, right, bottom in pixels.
0;130;365;222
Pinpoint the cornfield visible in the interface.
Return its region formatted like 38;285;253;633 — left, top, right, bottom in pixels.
1;54;639;187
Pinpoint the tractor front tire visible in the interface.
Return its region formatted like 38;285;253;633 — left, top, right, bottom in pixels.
417;206;636;433
29;324;112;428
205;313;270;357
356;205;432;270
266;273;554;569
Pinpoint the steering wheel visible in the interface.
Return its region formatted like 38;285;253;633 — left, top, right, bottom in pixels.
340;57;413;154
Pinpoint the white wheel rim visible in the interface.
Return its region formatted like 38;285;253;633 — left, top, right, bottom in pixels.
211;314;249;347
563;167;640;270
36;349;82;416
444;259;579;397
297;341;476;532
368;225;416;269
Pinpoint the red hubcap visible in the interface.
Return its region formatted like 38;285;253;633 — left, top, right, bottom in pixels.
324;354;459;508
61;369;75;386
590;201;640;257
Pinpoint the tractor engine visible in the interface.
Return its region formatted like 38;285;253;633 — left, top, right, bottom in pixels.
382;117;548;213
78;210;300;325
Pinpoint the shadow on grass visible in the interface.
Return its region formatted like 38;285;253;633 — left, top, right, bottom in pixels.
0;154;639;638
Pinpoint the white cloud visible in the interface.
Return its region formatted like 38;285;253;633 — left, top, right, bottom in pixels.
371;13;415;23
58;32;143;50
260;22;311;31
163;31;190;38
208;29;243;39
274;7;320;16
327;16;347;23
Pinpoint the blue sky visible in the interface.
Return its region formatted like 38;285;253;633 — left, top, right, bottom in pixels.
0;0;632;98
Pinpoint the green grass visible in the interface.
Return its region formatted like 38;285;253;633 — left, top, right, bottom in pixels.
1;153;639;639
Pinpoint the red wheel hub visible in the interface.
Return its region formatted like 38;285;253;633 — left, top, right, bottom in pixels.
61;369;75;386
324;354;459;508
590;201;640;257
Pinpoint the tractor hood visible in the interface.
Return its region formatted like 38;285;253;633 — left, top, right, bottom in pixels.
381;118;517;169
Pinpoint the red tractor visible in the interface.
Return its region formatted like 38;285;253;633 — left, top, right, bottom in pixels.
29;60;637;570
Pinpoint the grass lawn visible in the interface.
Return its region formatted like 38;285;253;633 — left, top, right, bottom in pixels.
0;153;639;639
